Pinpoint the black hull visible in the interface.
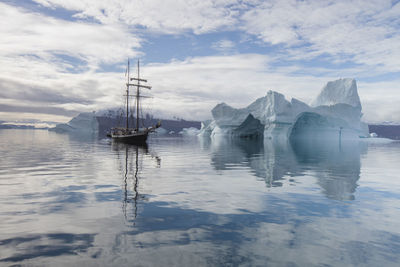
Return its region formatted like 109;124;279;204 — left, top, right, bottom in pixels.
112;131;148;144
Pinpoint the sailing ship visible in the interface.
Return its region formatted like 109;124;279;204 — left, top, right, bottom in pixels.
110;60;160;144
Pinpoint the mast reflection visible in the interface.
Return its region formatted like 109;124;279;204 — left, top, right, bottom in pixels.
112;142;160;223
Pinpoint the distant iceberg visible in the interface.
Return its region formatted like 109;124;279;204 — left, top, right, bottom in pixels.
179;127;201;136
199;78;369;140
154;127;168;135
49;112;99;134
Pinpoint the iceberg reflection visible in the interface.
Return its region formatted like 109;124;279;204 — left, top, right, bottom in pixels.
291;137;366;200
208;136;365;200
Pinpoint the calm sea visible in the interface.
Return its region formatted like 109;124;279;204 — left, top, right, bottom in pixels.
0;129;400;266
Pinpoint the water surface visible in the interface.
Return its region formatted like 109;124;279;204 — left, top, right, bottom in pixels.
0;130;399;266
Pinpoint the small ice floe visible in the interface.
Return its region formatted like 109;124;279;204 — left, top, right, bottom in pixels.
179;127;200;137
154;127;168;135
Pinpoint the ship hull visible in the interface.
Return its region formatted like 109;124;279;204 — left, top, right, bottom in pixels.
111;131;148;144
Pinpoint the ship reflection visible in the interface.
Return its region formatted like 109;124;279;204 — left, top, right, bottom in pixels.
112;142;160;223
207;137;366;201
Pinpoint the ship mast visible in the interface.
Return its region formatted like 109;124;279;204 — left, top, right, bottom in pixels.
127;60;152;131
136;60;140;131
126;60;130;129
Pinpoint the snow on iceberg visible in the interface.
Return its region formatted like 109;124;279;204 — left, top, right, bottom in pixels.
199;78;369;140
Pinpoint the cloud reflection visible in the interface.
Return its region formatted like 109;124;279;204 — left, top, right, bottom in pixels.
0;233;95;262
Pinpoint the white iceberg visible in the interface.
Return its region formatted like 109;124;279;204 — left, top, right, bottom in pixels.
179;127;201;136
49;112;99;134
311;78;361;109
199;78;369;140
154;127;168;135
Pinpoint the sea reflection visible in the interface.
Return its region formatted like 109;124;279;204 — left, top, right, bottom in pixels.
112;142;161;223
208;136;366;201
0;233;95;263
1;130;400;266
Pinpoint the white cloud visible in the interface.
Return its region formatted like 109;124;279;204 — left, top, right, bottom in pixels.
211;39;236;53
32;0;240;34
0;2;141;67
240;0;400;72
30;0;400;73
358;81;400;123
240;0;304;45
0;3;143;124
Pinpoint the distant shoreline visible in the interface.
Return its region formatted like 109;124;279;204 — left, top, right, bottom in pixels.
0;124;48;130
2;122;400;140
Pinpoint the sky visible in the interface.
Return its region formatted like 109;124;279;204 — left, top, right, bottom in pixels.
0;0;399;127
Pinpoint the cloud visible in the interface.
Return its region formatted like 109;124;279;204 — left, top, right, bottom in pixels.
240;0;304;45
32;0;240;34
0;103;79;117
29;0;400;74
240;0;400;72
211;39;236;53
358;80;400;123
0;2;142;67
0;3;144;123
0;53;123;118
0;78;94;105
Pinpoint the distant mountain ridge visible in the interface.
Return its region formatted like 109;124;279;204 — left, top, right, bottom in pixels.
368;125;400;140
